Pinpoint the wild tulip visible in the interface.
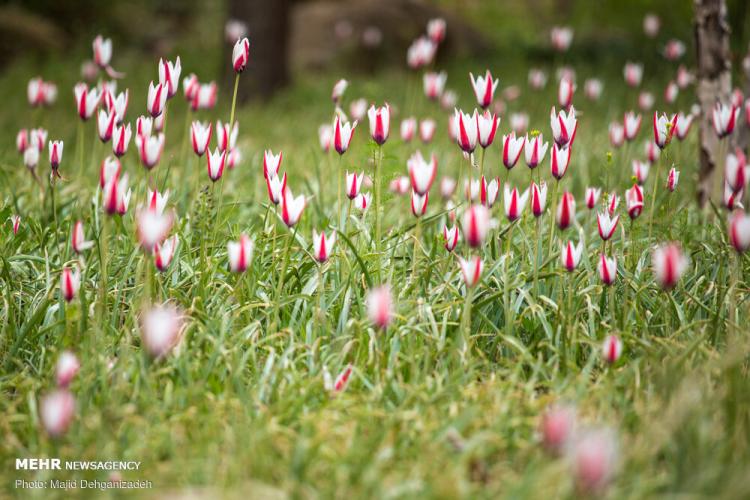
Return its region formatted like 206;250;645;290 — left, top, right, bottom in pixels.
106;89;129;123
584;78;602;100
92;35;112;68
10;215;21;235
652;243;688;289
333;364;353;393
608;192;620;216
140;304;184;358
416;119;435;144
98;109;116;142
74;83;99;120
261;150;283;181
400;118;416;142
638;91;654;111
56;351;80;388
550;26;573;51
228;234;253;272
570;428;619;494
609;123;624;147
561;241;583;272
423;71;447;100
453;109;478;153
353;192;371;211
427;18;446;43
266;172;287;205
390;176;411;195
407;36;437;69
330;79;348;104
676;65;693;88
653;112;678;149
407;151;437;195
664;81;679;104
40;390;75;437
410;190;429;217
725;149;748;193
598;255;617;286
597;212;619;241
16;129;28;154
729;212;750;253
626;184;644;219
674;112;694;140
182;73;199;101
664;39;686;60
136;133;165;169
623;62;643;87
558;76;575;109
136;115;153;139
540;404;577;454
49;140;63;175
228;148;243;170
281;188;306;227
528;69;548;90
667;168;680;192
112;123;131;157
623;112;641;141
158;57;182;99
207;148;227;182
465;178;481;202
645;141;660;164
585;187;601;209
103;174;131;215
146;81;167;117
550;106;577;147
477;110;499;148
462;204;490;248
147;189;169;215
724;182;743;210
60;267;81;302
469;70;498;108
632;160;649;185
71;220;93;253
441;90;457;110
27;77;46;106
368;103;390;145
319;124;333;152
556;191;576;229
30;128;47;151
550;144;571;180
313;230;336;263
531;181;548;217
216;120;239;152
154;235;178;272
458;256;483;288
644;13;660;36
524;133;549;169
350;98;367;121
483;177;500;208
24;145;39;170
191;82;218;110
443;226;459;252
367;285;393;329
99;156;121;188
232;37;250;73
732;88;744;108
502;133;525;169
510;113;529;134
191;121;212;156
344;171;364;200
136;209;173;251
713;102;739;138
504;185;529;222
334;116;357;154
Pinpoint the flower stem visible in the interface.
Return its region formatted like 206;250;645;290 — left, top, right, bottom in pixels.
647;150;665;241
271;227;295;331
504;223;514;338
375;145;383;282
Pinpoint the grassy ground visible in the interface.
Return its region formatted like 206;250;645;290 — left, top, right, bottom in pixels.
1;37;750;499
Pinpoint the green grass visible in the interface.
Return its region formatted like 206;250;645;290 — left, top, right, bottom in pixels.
1;40;750;499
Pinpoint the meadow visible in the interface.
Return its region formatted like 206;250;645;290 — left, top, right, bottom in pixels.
1;15;750;499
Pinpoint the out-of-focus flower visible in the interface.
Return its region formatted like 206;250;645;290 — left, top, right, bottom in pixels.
49;140;63;175
602;334;623;363
443;225;459;252
24;145;40;170
71;220;93;253
504;185;529;222
407;37;437;70
584;78;602;100
644;13;660;37
319;124;333;152
40;390;75;437
136;209;173;251
666;168;680;192
233;37;250;73
645;141;660;164
368;104;390;145
528;69;548;90
159;57;182;99
423;71;447;100
458;256;483;288
638;91;654;111
676;65;693;88
103;173;131;215
598;255;617;286
725;149;748;193
419;119;436;144
729;211;750;253
350;98;367;121
281;188;306;227
99;156;121;188
653;112;677;149
225;19;248;43
427;18;447;44
550;26;573;51
441;90;457;110
462;205;490;247
608;192;620;216
74;83;100;120
112;123;132;157
60;267;80;302
407;151;437;195
147;189;169;215
390;176;411;195
470;70;498;108
136;133;164;169
540;404;577;454
191;82;218;111
216;120;239;153
624;62;643;87
623;112;641;141
367;285;393;329
632;160;649;185
10;215;21;235
93;35;112;68
674;112;694;140
652;243;688;289
626;184;644;219
482;176;500;208
155;235;178;272
333;364;353;393
410;190;429;217
400;117;416;142
331;78;348;103
56;351;80;388
609;122;624;148
140;304;185;358
98;109;116;142
502;133;525;170
663;39;686;61
561;241;583;272
713;102;740;138
558;76;575;108
569;428;619;494
724;181;744;210
353;192;371;211
266;172;287;205
664;81;679;104
510;113;529;135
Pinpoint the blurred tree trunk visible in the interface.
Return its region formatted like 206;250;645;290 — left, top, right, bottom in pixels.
694;0;732;207
227;0;290;101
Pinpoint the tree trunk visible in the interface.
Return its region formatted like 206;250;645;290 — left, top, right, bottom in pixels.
227;0;291;102
738;45;750;152
694;0;732;206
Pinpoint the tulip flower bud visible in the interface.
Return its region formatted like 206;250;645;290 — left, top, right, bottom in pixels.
40;390;75;437
504;185;529;222
232;37;250;73
624;62;643;87
334;116;357;155
155;235;178;272
147;81;167;118
368;104;390;145
112;123;132;157
191;121;212;157
345;171;364;200
540;404;576;453
524;134;548;169
71;220;93;254
598;254;617;286
666;168;680;192
140;304;185;358
530;181;548;217
550;106;577;147
458;256;483;288
423;72;447;100
550;26;573;51
652;243;688;289
10;215;21;235
602;334;623;363
561;241;583;272
410;190;429;218
333;364;353;392
313;230;336;263
228;234;254;272
626;184;644;220
366;285;393;329
281;188;306;227
585;187;601;209
462;205;490;248
427;18;446;44
158;57;182;99
443;226;459;252
556;191;576;230
56;351;80;388
48;140;63;174
469;70;498;109
207;148;227;182
60;267;81;303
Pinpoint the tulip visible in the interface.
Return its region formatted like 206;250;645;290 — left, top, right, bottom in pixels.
191;121;212;157
313;229;336;263
550;144;571;180
638;91;654;111
585;187;601;209
71;220;93;253
266;171;287;205
664;81;679;104
157;57;181;99
652;243;688;289
540;404;577;453
674;112;694;140
482;177;500;208
443;226;459;252
319;124;333;152
407;151;438;195
608;192;620;216
632;160;649;185
136;209;173;251
146;81;167;117
400;117;416;142
645;141;660;164
390;176;411;195
60;267;81;302
729;212;750;252
626;184;644;219
103;174;131;215
207;148;227;182
427;18;446;43
48;140;63;175
423;71;447;100
407;36;437;69
56;351;80;388
135;115;153;140
732;88;744;108
524;134;549;169
608;122;624;147
16;129;28;154
502;133;525;169
584;78;602;100
27;77;46;106
725;149;748;193
410;190;429;217
550;106;577;147
228;148;244;171
458;256;483;288
368;103;390;145
10;215;21;235
232;37;250;73
528;69;548;90
713;102;740;138
469;70;498;108
154;235;178;272
569;428;619;494
597;212;619;241
598;254;617;286
24;146;39;170
623;62;643;87
147;189;169;215
530;181;548;217
477;110;499;148
510;113;529;134
228;234;254;272
140;304;184;358
74;83;99;120
623;112;641;141
550;26;573;51
183;73;199;101
110;123;131;157
440;176;456;200
216;120;239;153
339;170;363;200
97;109;116;142
106;89;129;123
30;128;47;152
367;285;393;329
666;168;680;192
136;133;164;169
334;116;357;154
441;90;457;110
724;182;744;210
556;191;576;229
453;109;478;153
418;119;436;144
281;188;306;227
462;205;490;248
354;192;371;211
504;185;529;222
99;157;121;189
663;39;686;60
644;13;660;37
350;98;367;121
653;112;678;149
561;241;583;272
558;76;575;109
191;82;218;111
676;65;693;88
40;390;75;437
465;178;481;202
333;364;353;392
93;35;112;68
327;79;347;105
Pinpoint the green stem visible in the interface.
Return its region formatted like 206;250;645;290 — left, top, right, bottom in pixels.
375;146;383;282
272;227;295;331
337;154;343;228
461;285;475;355
229;73;240;131
411;217;421;284
504;223;514;338
647;150;665;241
97;217;109;334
